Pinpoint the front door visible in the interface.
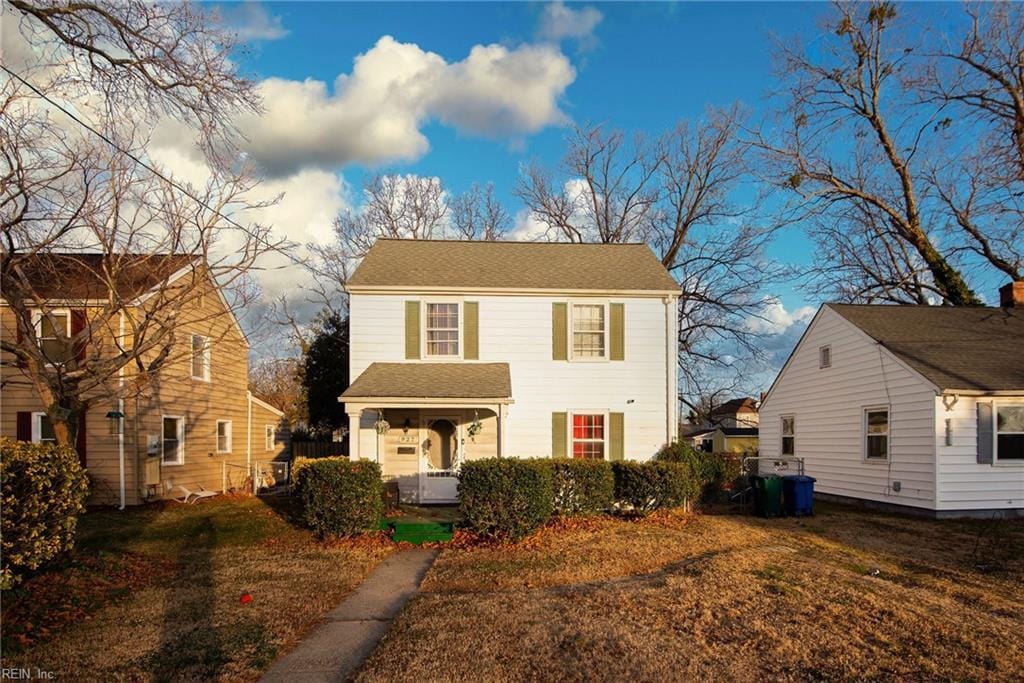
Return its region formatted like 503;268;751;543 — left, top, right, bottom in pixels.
421;416;459;503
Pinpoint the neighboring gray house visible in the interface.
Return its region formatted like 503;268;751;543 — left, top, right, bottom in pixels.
760;283;1024;518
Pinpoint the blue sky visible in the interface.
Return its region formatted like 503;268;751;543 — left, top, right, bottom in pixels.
197;1;992;382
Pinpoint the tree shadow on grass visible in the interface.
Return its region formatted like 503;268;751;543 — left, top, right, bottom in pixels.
133;516;276;681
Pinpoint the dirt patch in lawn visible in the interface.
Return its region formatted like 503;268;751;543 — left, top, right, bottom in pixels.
2;497;392;681
358;504;1024;681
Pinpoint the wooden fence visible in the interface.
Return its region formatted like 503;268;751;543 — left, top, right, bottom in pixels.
291;441;348;459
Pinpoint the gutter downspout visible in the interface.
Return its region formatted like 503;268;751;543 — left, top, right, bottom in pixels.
246;390;252;470
665;295;677;446
118;312;126;510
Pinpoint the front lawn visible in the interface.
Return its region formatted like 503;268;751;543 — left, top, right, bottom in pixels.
358;504;1024;680
1;496;391;681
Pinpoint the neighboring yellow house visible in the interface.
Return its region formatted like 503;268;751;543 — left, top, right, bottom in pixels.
683;426;758;454
1;253;288;507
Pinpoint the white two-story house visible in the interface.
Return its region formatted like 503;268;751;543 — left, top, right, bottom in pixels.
340;239;680;503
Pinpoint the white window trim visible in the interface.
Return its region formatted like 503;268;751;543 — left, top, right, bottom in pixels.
780;414;795;456
422;299;463;360
190;334;211;381
569;300;610;362
31;412;56;443
265;424;276;451
162;415;185;466
993;400;1024;466
862;405;890;463
32;309;71;365
819;345;832;369
216;420;232;453
568;410;610;460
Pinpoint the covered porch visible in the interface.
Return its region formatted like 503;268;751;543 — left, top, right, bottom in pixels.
340;362;513;503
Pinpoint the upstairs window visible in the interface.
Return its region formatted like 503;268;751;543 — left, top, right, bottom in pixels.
572;304;606;359
864;408;889;460
781;415;795;456
191;334;210;380
572;413;605;460
425;303;459;357
819;345;832;369
36;310;72;363
996;405;1024;461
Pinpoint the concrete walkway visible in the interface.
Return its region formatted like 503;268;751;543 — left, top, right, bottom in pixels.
261;548;439;683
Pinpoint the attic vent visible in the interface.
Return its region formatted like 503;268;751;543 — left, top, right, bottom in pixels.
819;345;832;369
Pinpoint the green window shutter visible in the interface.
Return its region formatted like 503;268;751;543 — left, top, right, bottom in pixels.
552;302;568;361
609;412;625;461
464;301;479;360
405;301;420;360
551;412;567;458
610;303;625;361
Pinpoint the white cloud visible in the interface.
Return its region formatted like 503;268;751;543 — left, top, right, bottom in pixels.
237;36;575;177
509;209;550;242
216;2;289;42
745;298;816;335
537;1;603;48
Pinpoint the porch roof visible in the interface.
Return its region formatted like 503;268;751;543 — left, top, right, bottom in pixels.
340;362;512;402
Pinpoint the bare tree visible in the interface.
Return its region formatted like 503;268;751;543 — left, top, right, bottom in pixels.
250;357;305;426
450;183;510;241
0;0;285;447
516;111;782;408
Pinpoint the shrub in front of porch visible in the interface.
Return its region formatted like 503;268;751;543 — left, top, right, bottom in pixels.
611;461;698;514
1;438;89;589
295;458;383;537
458;459;553;541
548;459;614;515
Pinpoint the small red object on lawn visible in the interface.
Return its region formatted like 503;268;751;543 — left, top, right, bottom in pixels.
240;592;253;605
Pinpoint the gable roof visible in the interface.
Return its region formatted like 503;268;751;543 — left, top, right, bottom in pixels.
340;362;513;401
346;239;678;293
1;253;197;300
827;304;1024;392
710;397;759;415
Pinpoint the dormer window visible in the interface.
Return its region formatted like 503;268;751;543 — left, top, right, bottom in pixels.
425;303;460;357
819;345;832;369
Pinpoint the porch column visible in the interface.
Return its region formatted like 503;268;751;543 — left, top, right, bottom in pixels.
347;409;361;460
497;403;508;458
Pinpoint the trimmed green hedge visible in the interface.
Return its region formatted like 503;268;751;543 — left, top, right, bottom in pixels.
458;458;553;541
656;443;742;501
548;458;614;515
295;458;382;537
1;438;89;589
611;461;697;513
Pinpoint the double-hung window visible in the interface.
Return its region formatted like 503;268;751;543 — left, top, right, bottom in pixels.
216;420;232;453
35;310;72;363
572;413;605;460
781;415;795;456
162;416;184;465
995;405;1024;462
265;425;276;451
425;303;460;357
572;304;606;359
31;412;57;443
191;334;210;380
864;407;889;460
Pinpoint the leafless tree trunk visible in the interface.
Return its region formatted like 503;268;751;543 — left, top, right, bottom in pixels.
1;0;287;447
450;183;510;241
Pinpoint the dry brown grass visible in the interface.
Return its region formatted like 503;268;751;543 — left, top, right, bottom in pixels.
1;496;391;681
359;504;1024;682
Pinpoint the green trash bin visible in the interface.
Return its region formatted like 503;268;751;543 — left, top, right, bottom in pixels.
751;474;783;518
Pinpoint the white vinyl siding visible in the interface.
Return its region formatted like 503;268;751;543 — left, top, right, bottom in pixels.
760;307;937;509
935;396;1024;511
350;294;674;461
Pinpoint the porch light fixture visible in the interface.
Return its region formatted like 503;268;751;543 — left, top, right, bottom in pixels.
105;409;125;435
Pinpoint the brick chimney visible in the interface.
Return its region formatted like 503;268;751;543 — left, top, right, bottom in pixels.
999;281;1024;308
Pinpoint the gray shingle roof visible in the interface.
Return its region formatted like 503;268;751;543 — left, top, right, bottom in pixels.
347;239;678;292
828;304;1024;392
341;362;512;400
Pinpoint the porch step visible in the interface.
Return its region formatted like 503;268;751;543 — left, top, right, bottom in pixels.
383;520;455;544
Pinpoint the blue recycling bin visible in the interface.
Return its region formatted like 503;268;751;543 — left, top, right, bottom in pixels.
782;475;816;516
